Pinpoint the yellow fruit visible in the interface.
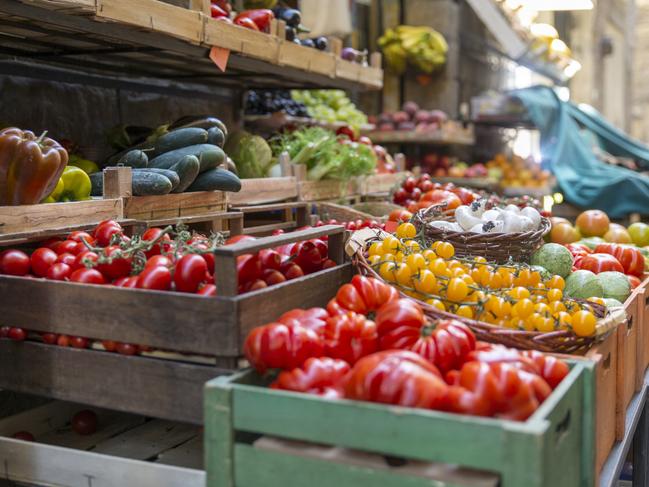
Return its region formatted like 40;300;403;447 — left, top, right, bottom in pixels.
368;242;384;256
436;242;455;259
379;262;397;281
406;253;427;271
395;263;413;286
572;310;597;337
426;298;446;311
368;255;381;266
396;222;417;239
456;305;474;319
382;235;400;253
512;299;534;318
413;270;437;294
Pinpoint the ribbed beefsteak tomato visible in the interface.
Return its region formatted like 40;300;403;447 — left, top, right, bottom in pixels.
270;357;350;398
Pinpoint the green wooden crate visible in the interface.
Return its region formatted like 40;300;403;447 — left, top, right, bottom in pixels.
205;361;595;487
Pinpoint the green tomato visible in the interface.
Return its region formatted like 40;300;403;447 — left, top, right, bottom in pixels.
629;222;649;247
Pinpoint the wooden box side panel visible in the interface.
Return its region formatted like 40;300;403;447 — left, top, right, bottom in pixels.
203;16;280;61
298;180;350;202
228;177;298;206
0;199;123;235
617;295;639;436
96;0;203;44
641;281;649;374
124;191;227;220
0;341;223;424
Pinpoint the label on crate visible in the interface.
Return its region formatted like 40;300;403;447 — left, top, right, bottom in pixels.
345;228;390;257
210;46;230;72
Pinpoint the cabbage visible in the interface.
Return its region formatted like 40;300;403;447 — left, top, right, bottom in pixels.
225;130;274;179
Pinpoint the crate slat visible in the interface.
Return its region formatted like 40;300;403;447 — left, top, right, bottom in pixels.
228;177;298;206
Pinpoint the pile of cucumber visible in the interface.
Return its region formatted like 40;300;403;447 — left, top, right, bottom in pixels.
92;117;242;197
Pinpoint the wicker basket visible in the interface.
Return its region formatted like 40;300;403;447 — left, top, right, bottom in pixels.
412;205;551;264
354;250;620;354
315;202;403;223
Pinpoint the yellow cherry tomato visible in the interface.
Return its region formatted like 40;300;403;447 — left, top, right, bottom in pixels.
521;316;537;331
547;289;563;302
456;305;474;319
485;272;503;289
512;298;534;318
508;287;531;300
572;310;597;337
426;298;446;311
379;262;397;282
528;271;542;287
546;275;566;291
514;268;532;287
382;235;400;253
430;258;449;277
395;263;413;286
451;267;466;278
556;311;573;329
368;242;384;257
492;298;512;318
382;253;396;262
534;302;551;317
509;318;527;330
406;253;427;271
436;242;455;259
396;222;417;239
422;249;437;261
587;297;606;306
403;240;421;252
462;274;475;286
535;316;555;333
473;256;487;265
548;301;567;314
395;251;406;262
413;269;438;295
368;255;382;266
447;278;469;302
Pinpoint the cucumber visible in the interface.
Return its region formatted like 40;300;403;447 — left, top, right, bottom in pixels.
148;144;223;170
186;168;241;193
169;116;228;139
134;168;180;191
207;127;225;148
90;172;103;197
154;128;208;156
170;155;200;193
198;149;225;173
118;149;148;168
132;171;173;196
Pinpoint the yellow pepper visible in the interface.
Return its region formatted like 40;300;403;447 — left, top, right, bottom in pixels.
68;154;99;174
41;176;64;203
58;166;92;202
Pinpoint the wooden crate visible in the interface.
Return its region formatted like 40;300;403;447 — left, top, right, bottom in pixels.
584;330;618;479
230;202;309;236
616;291;640;438
0;226;349;422
360;172;408;196
0;198;124;242
135;210;244;236
0;400;205;486
205;362;593;487
228;177;298;206
639;277;649;379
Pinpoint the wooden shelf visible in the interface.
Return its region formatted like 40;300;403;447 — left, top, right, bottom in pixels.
0;0;383;91
364;129;474;146
244;113;375;133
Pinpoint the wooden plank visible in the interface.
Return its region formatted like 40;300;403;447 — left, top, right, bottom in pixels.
96;0;203;45
237;442;499;487
0;219;137;246
123;191;227;220
0;275;239;356
203;16;280;62
640;278;649;377
0;341;224;423
361;172;406;195
91;420;199;460
277;41;336;76
298;180;354;202
0;198;123;235
235;264;352;341
142;210;243;227
0;436;204;487
155;434;203;469
616;296;638;439
243;220;297;236
103;166;133;198
228;177;298;206
232;202;305;213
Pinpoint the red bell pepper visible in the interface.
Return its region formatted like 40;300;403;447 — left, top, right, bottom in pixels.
210;4;228;18
234;9;274;32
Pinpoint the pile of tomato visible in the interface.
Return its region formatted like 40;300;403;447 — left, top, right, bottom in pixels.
315;218;385;232
392;175;480;214
566;242;644;285
244;274;569;421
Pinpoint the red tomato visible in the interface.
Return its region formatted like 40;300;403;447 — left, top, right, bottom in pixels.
293;241;324;274
564;243;592;258
46;263;72;281
234;15;260;30
7;327;26;341
145;255;173;269
69;336;89;349
68;231;95;246
243;322;323;373
451;187;477;205
328;275;400;316
323;312;378;364
403;177;416;192
0;326;8;337
520;350;570;389
94;221;123;247
393;188;408;204
174;254;208;293
72;251;98;271
97;246;132;280
418;180;434;192
577;253;624;274
136;266;171;291
141;228;172;257
197;284;217;296
30;247;57;277
116;343;139;356
56;253;76;266
259;249;282;270
421;189;462;210
41;333;58;344
237;254;262;285
243;279;268;293
42;237;62;249
277;308;329;335
344;350;448;409
576;210;610;238
115;276;138;288
11;431;35;441
102;340;117;352
57;335;70;347
0;249;30;276
595;243;645;277
388;209;413;222
263;269;286;286
55;240;81;255
629;275;642;289
71;410;98;435
322;259;337;269
270;357;351;398
283;263;304;280
70;268;106;285
225;235;256;245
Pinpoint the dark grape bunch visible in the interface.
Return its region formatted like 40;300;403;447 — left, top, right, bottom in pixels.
245;90;310;117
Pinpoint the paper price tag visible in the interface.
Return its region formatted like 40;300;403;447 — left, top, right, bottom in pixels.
210;46;230;72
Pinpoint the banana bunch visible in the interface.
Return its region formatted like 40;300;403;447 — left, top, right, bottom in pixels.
379;26;448;74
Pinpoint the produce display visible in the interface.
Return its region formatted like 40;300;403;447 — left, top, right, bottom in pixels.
379;25;448;74
270;126;376;181
392;174;481;212
487;153;552;190
371;102;448;133
96;116;241;196
243;275;570;420
245;90;309;118
291;90;369;130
